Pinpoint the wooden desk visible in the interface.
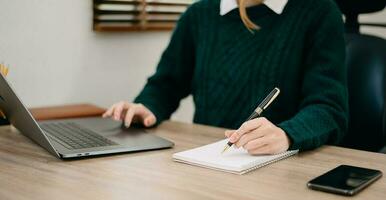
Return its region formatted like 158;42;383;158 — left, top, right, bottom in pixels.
0;121;385;200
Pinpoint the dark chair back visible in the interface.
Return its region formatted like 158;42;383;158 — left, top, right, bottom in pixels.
334;0;386;152
342;34;386;151
381;107;386;153
384;100;386;137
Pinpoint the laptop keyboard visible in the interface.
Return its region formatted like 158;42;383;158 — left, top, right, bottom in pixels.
40;122;117;150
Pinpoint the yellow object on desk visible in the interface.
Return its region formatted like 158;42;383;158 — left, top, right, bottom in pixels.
0;64;9;119
0;64;9;76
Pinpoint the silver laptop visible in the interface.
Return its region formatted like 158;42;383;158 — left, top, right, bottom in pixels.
0;74;174;159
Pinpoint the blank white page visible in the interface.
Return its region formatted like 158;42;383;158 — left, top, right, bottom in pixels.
173;139;298;174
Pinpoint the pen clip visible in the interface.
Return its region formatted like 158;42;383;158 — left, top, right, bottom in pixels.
256;87;280;111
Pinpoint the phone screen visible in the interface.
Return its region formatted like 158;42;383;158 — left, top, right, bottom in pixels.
307;165;382;195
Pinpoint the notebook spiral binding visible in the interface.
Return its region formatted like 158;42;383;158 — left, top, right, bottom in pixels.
241;150;299;174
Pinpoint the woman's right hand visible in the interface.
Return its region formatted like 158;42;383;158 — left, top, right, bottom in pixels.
102;101;156;128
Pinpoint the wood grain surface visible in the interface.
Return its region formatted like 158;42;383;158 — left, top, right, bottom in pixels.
0;121;385;200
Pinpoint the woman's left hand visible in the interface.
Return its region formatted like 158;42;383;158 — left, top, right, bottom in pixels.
225;117;291;155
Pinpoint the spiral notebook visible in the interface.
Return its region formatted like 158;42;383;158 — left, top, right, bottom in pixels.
173;139;299;175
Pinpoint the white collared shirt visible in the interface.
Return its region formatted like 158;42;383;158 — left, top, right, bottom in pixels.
220;0;288;15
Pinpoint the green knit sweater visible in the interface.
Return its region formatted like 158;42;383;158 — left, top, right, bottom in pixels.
134;0;348;151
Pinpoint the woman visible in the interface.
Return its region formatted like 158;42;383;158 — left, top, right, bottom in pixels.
103;0;348;155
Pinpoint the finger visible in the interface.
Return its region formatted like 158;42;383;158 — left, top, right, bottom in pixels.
243;136;270;151
143;114;156;127
102;104;116;118
133;104;154;124
112;103;124;120
229;118;267;142
229;117;267;143
124;105;156;127
123;107;136;127
138;111;156;127
234;129;267;148
113;102;128;121
247;145;272;155
224;130;236;138
248;141;284;155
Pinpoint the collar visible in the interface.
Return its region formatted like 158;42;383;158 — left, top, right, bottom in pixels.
220;0;288;16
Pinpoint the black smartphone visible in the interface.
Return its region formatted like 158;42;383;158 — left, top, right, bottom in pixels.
307;165;382;196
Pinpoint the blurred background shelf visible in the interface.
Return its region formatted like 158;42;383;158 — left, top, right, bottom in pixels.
93;0;194;31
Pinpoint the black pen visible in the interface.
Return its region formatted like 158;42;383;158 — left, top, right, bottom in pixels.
221;87;281;154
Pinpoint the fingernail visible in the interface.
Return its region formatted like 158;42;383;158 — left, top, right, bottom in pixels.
125;122;130;128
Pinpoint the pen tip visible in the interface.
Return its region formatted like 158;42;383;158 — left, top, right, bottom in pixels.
221;145;230;154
